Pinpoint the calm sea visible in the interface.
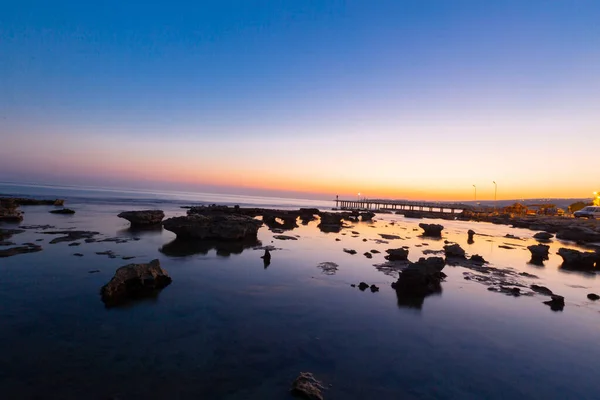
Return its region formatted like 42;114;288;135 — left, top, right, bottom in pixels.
1;183;599;399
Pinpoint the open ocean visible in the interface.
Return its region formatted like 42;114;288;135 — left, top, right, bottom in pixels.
1;182;599;399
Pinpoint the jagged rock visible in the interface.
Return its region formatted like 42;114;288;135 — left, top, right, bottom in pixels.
290;372;324;400
358;282;369;291
531;285;553;296
419;223;444;237
100;259;172;307
533;232;553;241
0;198;23;222
363;252;373;259
543;295;565;311
587;293;600;301
343;248;357;255
163;214;262;241
557;248;597;270
49;208;76;215
118;210;164;226
528;244;550;265
444;243;466;258
391;257;446;297
370;284;379;292
385;248;409;261
0;244;42;258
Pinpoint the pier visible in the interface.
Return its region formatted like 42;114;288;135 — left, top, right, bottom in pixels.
334;197;472;214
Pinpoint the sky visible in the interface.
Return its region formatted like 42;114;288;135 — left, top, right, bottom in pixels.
1;0;599;201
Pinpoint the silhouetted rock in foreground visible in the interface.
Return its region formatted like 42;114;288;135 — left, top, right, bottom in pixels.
444;243;466;258
528;244;550;265
290;372;324;400
557;248;597;271
163;214;262;241
0;199;23;222
50;208;76;215
118;210;165;226
392;257;446;297
419;223;444;237
543;295;565;311
385;248;409;261
100;259;172;307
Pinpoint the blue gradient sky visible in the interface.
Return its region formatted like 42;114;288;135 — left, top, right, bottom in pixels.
1;1;599;200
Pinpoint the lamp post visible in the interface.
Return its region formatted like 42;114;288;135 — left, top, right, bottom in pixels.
493;181;497;210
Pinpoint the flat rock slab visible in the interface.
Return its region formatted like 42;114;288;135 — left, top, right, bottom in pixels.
0;244;42;258
118;210;164;226
273;235;298;241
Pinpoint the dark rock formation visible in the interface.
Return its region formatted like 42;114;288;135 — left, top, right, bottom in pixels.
273;235;298;241
0;197;64;206
0;243;42;258
419;223;444;237
41;230;100;244
118;210;165;226
100;259;172;307
163;214;262;241
528;244;550;265
469;254;487;264
290;372;324;400
343;248;357;255
543;295;565;311
467;229;476;243
370;249;381;254
358;282;369;291
444;243;466;258
385;248;409;261
557;248;597;271
379;233;402;240
587;293;600;301
531;285;553;296
360;211;376;221
317;212;345;233
370;284;379;292
0;228;24;240
556;226;600;243
0;198;23;222
533;231;553;241
364;252;373;259
391;257;446;297
49;208;76;215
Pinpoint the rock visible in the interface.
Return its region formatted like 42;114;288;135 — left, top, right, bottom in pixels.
351;231;359;235
317;262;338;275
533;232;553;241
0;198;23;222
335;238;341;241
88;270;100;273
358;282;369;291
467;229;476;243
370;284;379;292
49;208;76;215
162;214;262;241
41;230;100;244
557;248;597;270
0;244;42;258
122;256;136;260
469;254;487;264
100;259;172;307
363;252;373;259
1;197;64;206
118;210;165;226
531;285;553;296
261;249;271;263
385;248;409;261
370;249;381;254
499;245;515;250
290;372;324;400
419;223;444;237
0;228;24;240
379;233;402;240
444;243;466;258
96;250;117;259
317;212;345;232
543;295;565;311
528;244;550;265
360;211;376;221
68;242;81;247
343;248;357;255
587;293;600;301
273;235;298;241
392;257;446;297
73;253;84;257
556;226;600;243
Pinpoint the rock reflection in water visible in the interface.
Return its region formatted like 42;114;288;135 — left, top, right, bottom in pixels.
395;287;442;309
118;224;163;237
160;238;261;257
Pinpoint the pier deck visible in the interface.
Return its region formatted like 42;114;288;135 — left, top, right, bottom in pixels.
334;198;472;214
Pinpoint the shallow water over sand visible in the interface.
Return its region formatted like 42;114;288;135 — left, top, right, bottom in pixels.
1;189;600;399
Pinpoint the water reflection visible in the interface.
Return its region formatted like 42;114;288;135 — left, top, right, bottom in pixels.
395;288;442;310
118;224;163;237
160;238;261;257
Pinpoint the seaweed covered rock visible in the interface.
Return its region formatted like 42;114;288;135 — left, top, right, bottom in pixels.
100;259;172;306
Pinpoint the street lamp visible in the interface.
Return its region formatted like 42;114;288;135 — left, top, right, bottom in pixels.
493;181;497;210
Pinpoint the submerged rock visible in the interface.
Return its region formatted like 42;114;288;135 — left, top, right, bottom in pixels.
419;223;444;237
528;244;550;265
385;248;409;261
290;372;325;400
531;285;553;296
100;259;172;307
118;210;165;226
163;214;262;241
41;230;100;244
0;244;42;258
557;248;597;271
49;208;76;215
